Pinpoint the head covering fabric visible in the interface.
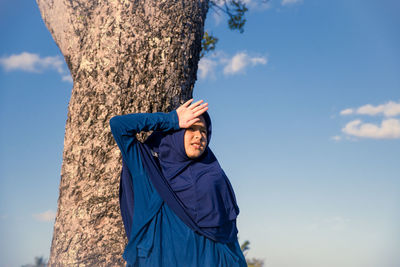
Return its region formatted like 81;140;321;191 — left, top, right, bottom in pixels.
132;111;239;243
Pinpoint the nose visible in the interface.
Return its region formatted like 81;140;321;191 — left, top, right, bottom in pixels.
194;130;202;139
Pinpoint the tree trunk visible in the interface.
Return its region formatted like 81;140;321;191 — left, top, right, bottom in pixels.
36;0;209;265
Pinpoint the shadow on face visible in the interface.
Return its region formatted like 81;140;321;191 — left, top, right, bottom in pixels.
184;116;207;159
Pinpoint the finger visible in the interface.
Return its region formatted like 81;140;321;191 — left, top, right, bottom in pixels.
189;99;204;109
187;117;200;126
182;98;194;107
192;102;208;113
193;106;208;117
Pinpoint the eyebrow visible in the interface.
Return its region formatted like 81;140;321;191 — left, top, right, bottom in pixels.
190;125;207;131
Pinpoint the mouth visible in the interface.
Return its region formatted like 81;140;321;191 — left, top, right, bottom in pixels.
191;143;202;149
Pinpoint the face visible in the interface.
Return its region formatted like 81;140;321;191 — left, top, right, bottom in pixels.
184;116;208;159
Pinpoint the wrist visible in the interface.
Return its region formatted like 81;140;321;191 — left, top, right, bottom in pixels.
169;110;181;130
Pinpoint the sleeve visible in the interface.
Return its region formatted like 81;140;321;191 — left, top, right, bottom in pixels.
109;110;180;162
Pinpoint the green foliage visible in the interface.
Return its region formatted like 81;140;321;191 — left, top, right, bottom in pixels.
209;0;248;33
227;0;248;33
240;240;265;267
240;239;250;253
247;258;265;267
201;0;249;57
201;31;219;58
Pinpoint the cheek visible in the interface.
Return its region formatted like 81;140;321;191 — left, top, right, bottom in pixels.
183;132;192;150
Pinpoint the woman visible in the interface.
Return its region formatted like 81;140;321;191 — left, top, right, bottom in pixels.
110;99;247;266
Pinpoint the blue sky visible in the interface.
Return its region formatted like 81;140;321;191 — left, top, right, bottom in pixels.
1;0;399;266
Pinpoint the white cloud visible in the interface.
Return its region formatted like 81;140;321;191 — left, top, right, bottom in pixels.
198;51;267;79
0;52;72;83
223;52;267;75
198;57;218;79
33;210;56;222
0;52;63;73
62;75;73;83
250;56;268;65
212;12;223;25
209;0;225;25
331;135;342;141
224;53;248;74
340;108;354;115
211;0;225;5
340;100;400;117
342;118;400;139
282;0;302;6
241;0;253;5
242;0;271;10
357;101;400;117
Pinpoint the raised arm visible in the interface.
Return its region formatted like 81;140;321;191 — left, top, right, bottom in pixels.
110;111;179;160
109;99;208;161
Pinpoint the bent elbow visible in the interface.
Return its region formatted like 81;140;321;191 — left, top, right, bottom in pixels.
109;116;121;134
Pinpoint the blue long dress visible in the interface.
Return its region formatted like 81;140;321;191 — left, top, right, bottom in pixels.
110;111;247;267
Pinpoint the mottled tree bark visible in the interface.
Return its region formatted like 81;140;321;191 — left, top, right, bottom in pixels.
36;0;209;265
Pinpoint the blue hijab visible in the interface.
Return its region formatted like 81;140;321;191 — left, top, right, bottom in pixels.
121;112;240;243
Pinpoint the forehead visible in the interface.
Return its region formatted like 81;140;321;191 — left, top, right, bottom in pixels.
193;116;207;127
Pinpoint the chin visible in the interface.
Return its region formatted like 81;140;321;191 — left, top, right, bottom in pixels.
188;150;205;159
